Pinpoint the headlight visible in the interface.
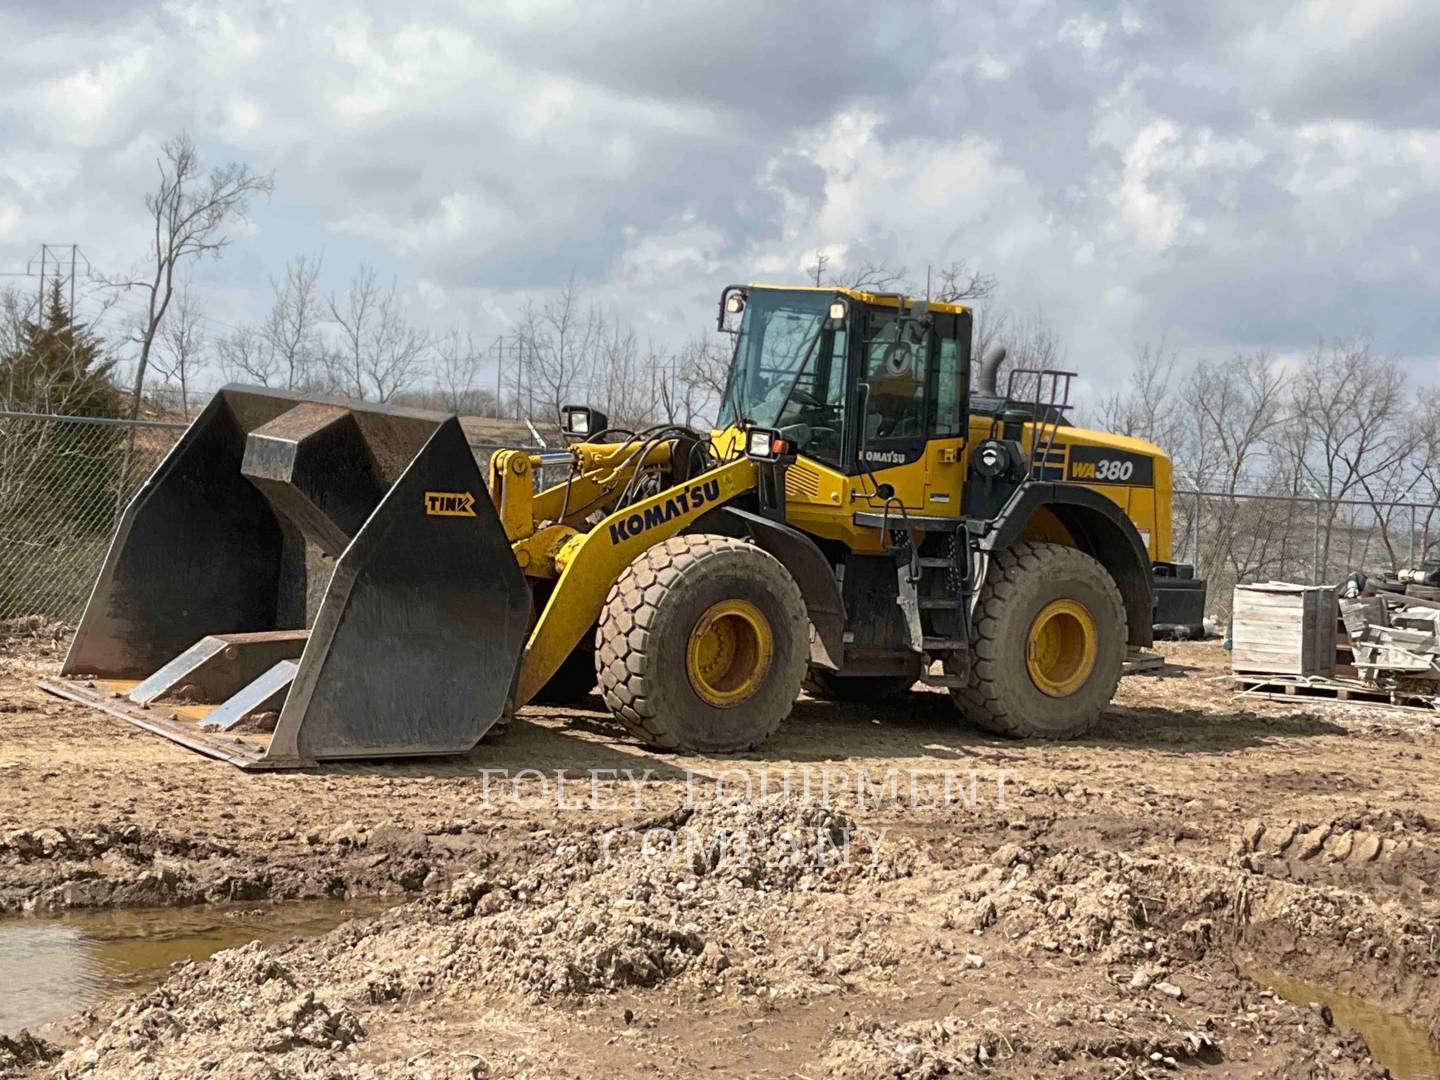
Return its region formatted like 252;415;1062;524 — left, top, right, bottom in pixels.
744;427;792;460
828;299;847;321
725;293;745;314
567;410;589;435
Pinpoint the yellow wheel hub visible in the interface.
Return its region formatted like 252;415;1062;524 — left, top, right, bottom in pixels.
685;598;773;708
1026;599;1097;698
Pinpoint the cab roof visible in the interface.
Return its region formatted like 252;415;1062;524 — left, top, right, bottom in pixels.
745;283;972;316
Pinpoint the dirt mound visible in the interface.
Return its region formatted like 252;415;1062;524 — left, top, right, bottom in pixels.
25;798;897;1078
0;819;448;914
429;797;899;1002
819;1006;1381;1078
948;834;1440;1044
0;1031;61;1074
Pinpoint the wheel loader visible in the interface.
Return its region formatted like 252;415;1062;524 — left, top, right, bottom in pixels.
41;284;1193;767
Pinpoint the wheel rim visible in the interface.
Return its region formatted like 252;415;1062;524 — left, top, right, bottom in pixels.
1026;599;1097;698
685;599;773;708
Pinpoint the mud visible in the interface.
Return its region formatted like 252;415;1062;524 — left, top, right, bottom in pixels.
4;631;1440;1076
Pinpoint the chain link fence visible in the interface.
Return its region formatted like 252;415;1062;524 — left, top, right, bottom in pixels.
0;411;185;626
1173;488;1440;620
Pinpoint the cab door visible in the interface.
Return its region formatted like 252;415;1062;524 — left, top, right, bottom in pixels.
846;307;970;515
918;310;969;518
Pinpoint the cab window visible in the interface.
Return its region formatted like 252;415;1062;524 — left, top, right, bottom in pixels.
859;314;927;442
929;333;963;437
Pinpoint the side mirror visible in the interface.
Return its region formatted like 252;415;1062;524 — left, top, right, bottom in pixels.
717;286;746;333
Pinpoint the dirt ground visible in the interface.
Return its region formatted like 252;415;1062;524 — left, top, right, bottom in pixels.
5;619;1440;1077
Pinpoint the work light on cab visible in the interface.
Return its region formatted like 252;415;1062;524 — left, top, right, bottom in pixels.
561;405;607;440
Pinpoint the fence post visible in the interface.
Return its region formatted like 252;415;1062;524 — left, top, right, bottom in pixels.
1410;504;1417;569
1191;490;1200;569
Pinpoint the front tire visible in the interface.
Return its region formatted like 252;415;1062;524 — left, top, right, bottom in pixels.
948;540;1125;738
596;535;809;753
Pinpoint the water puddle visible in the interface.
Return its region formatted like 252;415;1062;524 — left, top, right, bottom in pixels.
0;898;392;1035
1242;961;1440;1080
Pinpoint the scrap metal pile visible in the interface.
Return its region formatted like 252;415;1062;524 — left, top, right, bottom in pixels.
1340;584;1440;692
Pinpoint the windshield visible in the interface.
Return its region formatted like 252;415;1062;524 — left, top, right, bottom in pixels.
718;290;845;434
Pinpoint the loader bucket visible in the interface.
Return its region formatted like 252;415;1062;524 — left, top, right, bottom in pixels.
39;386;531;769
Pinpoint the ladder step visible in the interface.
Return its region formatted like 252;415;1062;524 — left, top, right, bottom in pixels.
917;557;953;568
918;598;963;609
922;636;967;650
919;672;967;688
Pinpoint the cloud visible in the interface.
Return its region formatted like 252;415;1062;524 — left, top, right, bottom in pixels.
0;0;1433;397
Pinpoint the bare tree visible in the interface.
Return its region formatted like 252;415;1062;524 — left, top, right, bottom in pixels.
149;282;206;416
812;253;996;302
435;327;497;414
831;258;907;293
590;322;654;427
517;274;603;423
1177;352;1288;589
1098;341;1181;448
327;266;431;402
1412;390;1440;563
973;305;1062;397
105;133;273;418
261;254;324;390
1284;337;1408;575
215;325;280;386
930;259;997;303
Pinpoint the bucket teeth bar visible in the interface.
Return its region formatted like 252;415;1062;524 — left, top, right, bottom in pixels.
45;386;532;768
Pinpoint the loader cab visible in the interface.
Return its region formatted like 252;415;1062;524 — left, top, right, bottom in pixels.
716;285;972;478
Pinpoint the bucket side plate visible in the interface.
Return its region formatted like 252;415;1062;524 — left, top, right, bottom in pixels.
265;416;531;764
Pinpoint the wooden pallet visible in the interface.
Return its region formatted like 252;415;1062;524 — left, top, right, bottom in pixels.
1233;674;1440;714
1123;648;1166;675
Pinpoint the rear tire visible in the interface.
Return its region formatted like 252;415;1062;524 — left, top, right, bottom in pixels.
597;535;808;753
948;540;1125;738
803;668;914;702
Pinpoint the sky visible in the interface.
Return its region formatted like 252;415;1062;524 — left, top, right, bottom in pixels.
1;0;1437;405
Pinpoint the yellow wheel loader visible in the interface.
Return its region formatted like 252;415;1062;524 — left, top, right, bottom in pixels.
42;285;1197;767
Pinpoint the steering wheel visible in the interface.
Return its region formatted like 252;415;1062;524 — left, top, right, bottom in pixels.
789;388;825;408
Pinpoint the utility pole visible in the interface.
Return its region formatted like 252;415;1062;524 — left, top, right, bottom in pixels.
22;244;91;316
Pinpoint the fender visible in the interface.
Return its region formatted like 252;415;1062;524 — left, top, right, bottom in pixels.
721;507;845;670
515;457;757;705
982;482;1154;647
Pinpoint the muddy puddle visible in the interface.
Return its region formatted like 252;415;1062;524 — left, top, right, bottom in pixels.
1242;961;1440;1079
0;898;393;1035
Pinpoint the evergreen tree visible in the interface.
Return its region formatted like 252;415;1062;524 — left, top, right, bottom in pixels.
0;279;125;611
1;278;122;416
